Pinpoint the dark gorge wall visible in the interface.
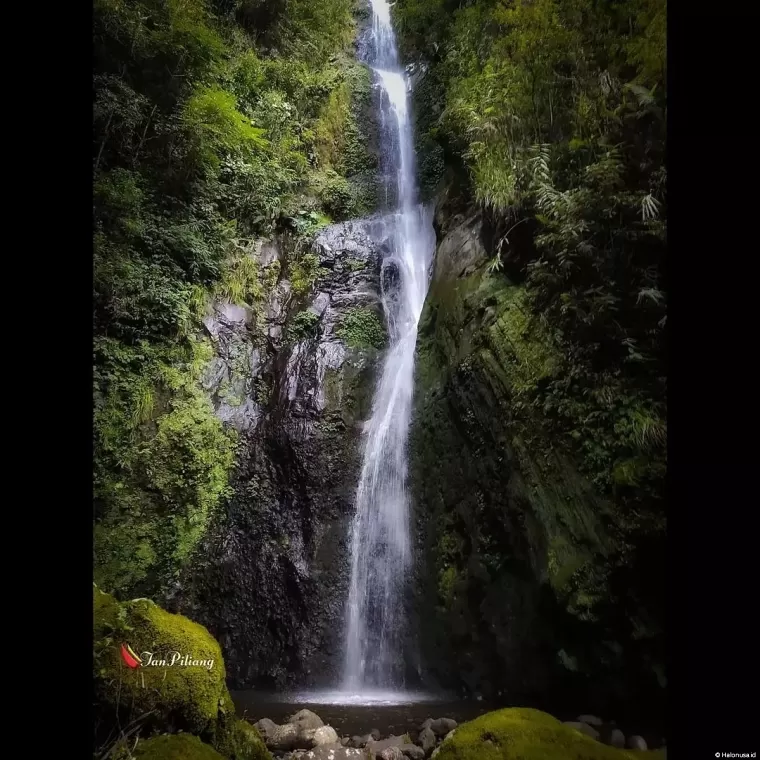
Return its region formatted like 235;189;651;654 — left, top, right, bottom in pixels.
408;182;666;726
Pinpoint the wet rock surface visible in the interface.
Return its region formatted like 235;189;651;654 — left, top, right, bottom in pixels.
172;220;395;689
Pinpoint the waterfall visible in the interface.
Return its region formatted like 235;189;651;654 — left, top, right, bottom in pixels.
342;0;435;693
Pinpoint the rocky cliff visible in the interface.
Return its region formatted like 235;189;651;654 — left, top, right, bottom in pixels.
171;218;401;689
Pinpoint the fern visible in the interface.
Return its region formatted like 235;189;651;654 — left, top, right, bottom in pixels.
641;193;661;221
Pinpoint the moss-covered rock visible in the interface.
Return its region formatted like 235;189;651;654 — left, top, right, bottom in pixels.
93;586;271;760
214;718;271;760
434;709;664;760
94;586;227;737
134;734;226;760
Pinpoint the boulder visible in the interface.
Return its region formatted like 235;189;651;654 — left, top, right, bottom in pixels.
350;735;372;748
564;721;600;740
399;745;425;760
310;727;339;747
94;587;227;737
367;735;410;758
427;719;457;737
416;727;436;755
93;587;271;760
288;710;325;732
370;730;381;741
260;723;300;751
254;719;279;745
627;735;648;750
254;714;337;751
578;715;604;727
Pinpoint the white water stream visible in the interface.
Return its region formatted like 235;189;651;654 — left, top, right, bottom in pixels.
341;0;435;694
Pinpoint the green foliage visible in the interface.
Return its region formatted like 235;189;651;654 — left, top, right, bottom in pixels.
336;307;387;349
397;0;666;658
213;244;262;306
286;309;321;342
94;0;378;601
184;86;268;170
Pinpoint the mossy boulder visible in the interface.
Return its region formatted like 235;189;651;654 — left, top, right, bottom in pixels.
94;585;227;736
214;718;272;760
134;734;226;760
93;586;271;760
433;708;664;760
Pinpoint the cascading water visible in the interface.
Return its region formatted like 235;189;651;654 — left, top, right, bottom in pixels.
342;0;435;694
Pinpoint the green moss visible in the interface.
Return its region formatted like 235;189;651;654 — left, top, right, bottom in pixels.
135;734;226;760
94;337;237;597
289;252;325;296
312;57;379;218
93;587;227;738
214;719;271;760
435;708;665;760
336;307;386;349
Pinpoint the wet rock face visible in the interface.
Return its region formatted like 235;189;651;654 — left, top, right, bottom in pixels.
172;220;391;689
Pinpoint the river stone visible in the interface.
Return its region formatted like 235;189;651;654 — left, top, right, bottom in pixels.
577;714;603;727
350;735;371;748
309;727;339;747
341;737;350;747
367;735;408;758
400;745;425;760
627;735;648;750
419;719;433;731
563;721;600;740
370;730;381;741
255;718;279;743
263;722;300;751
416;727;436;754
302;746;370;760
379;749;405;760
288;709;325;731
428;719;456;737
605;728;625;748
